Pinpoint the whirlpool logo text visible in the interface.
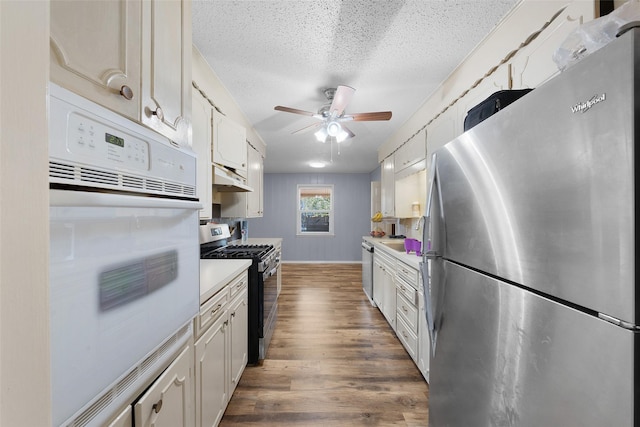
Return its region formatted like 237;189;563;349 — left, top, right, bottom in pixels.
571;93;606;113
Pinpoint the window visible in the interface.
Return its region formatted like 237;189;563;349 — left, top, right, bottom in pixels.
297;185;334;235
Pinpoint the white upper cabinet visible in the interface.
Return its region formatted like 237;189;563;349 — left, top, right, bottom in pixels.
381;156;395;217
50;0;141;121
50;0;192;147
140;0;192;147
192;88;213;219
394;134;426;173
221;143;264;218
511;1;595;89
246;144;264;217
212;110;248;177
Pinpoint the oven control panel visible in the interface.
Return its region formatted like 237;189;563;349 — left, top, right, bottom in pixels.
67;112;150;171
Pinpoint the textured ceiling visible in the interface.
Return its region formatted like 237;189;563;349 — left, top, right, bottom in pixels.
192;0;521;173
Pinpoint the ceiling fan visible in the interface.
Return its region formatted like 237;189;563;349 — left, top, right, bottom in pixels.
274;85;392;143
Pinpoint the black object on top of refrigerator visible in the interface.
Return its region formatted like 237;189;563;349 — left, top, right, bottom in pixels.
422;26;639;427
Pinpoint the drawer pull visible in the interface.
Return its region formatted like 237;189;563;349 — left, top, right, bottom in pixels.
211;304;222;315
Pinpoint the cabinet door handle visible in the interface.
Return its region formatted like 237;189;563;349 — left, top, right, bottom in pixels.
150;398;163;423
231;311;236;317
151;106;164;121
119;85;133;100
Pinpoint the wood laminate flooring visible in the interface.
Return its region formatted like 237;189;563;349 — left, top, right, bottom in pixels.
220;263;430;426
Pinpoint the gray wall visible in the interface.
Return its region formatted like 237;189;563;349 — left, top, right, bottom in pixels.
248;173;371;262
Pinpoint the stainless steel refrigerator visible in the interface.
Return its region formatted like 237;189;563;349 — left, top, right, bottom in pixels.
421;25;639;427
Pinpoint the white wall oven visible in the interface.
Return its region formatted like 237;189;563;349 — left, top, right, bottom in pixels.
49;84;200;426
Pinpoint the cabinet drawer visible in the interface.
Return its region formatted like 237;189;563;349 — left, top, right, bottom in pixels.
229;271;248;301
196;289;229;338
396;316;418;362
396;277;417;306
396;291;418;332
396;261;418;287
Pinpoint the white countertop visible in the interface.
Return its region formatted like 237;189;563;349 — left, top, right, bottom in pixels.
200;259;252;305
363;236;423;269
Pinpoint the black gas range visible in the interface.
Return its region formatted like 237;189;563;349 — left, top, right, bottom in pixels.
200;243;277;275
199;223;280;364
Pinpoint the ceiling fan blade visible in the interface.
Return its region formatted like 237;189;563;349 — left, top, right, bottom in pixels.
329;85;355;117
274;105;316;117
342;111;392;121
292;121;323;135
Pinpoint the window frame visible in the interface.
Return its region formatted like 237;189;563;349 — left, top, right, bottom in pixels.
296;184;334;236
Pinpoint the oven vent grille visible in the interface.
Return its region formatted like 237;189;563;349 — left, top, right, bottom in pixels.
49;161;196;198
146;179;163;192
64;323;191;427
165;182;182;194
80;167;119;186
122;174;144;190
71;389;115;427
183;185;196;197
50;162;75;180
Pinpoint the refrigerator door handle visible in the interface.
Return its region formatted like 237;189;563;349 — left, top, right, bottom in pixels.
421;153;443;357
423;155;438;259
420;260;437;356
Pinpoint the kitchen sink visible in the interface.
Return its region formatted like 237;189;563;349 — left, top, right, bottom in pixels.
379;240;406;252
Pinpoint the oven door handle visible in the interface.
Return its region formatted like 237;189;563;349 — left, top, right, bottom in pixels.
267;265;279;277
50;189;202;210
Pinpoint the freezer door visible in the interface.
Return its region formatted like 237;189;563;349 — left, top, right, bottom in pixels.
429;261;635;427
434;28;639;323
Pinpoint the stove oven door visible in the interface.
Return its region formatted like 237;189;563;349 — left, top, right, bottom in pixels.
260;261;279;359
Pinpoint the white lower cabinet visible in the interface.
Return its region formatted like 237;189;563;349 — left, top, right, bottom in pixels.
134;344;194;427
372;244;429;382
195;270;249;427
374;249;397;330
195;309;228;427
396;261;419;363
229;291;249;392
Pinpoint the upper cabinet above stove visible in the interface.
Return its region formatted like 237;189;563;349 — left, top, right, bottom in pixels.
213;110;248;178
50;0;192;148
192;46;266;220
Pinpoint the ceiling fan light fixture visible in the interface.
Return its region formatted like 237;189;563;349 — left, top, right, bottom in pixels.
314;127;328;142
326;121;342;137
336;127;349;143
